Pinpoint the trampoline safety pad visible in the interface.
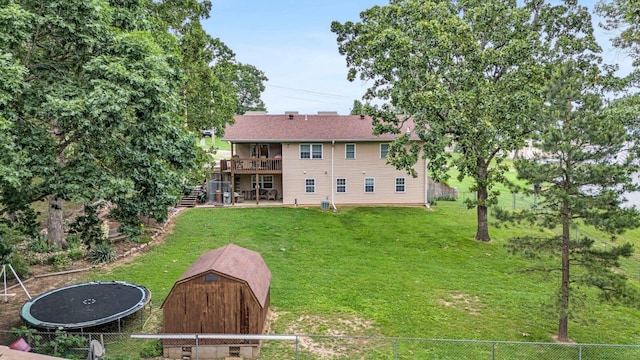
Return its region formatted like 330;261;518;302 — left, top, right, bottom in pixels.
20;281;150;330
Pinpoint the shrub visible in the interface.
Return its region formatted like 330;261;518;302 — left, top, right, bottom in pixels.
65;234;82;249
8;253;31;279
138;235;153;244
140;339;163;357
68;248;84;261
46;253;69;271
0;222;22;263
27;235;49;253
88;244;116;264
11;327;86;359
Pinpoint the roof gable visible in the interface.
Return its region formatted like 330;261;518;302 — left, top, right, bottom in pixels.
176;244;271;308
222;114;419;142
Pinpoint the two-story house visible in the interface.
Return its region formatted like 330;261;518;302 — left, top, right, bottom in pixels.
219;112;431;208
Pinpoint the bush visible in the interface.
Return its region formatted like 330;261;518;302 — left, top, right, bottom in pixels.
11;327;86;359
27;235;49;253
138;235;153;244
88;244;116;264
140;339;163;358
68;248;84;261
7;253;31;279
46;253;69;271
65;234;82;249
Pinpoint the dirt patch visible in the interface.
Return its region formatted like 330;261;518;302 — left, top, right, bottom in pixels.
439;293;482;315
281;313;377;359
0;208;183;332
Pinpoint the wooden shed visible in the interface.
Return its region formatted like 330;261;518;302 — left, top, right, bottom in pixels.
161;244;271;359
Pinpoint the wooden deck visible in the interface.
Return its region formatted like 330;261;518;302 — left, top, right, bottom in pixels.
219;158;282;174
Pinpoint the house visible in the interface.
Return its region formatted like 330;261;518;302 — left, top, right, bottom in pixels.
161;244;271;359
218;111;445;207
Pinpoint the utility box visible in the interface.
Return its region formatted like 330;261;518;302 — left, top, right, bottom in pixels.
321;200;330;210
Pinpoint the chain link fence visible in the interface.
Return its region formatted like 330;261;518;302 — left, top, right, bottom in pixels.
4;331;637;359
454;191;537;210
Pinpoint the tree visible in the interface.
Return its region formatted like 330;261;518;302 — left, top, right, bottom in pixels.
495;54;640;341
232;63;268;114
0;0;198;246
150;1;268;130
332;0;554;241
350;100;364;115
597;0;640;63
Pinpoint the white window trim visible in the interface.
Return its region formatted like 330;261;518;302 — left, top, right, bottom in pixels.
345;143;356;159
336;178;347;193
364;177;375;193
380;143;390;159
251;175;274;189
305;178;316;193
395;177;406;193
300;144;323;159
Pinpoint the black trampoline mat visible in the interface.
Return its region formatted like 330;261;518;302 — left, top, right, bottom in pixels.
21;281;150;329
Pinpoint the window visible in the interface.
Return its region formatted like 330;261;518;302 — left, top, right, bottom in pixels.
251;175;274;189
336;178;346;193
305;178;316;193
250;144;269;157
395;177;406;192
205;274;219;282
300;144;322;159
380;144;390;159
345;144;356;159
364;178;375;193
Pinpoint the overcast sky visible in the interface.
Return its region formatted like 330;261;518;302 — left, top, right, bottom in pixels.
202;0;634;115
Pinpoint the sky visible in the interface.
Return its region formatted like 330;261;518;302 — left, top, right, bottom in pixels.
202;0;634;116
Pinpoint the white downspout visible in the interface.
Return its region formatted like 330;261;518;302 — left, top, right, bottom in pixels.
424;157;430;208
331;140;337;212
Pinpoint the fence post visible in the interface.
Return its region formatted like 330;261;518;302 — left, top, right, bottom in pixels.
578;344;582;360
295;335;299;360
88;334;92;360
394;338;399;360
492;342;496;360
195;334;199;360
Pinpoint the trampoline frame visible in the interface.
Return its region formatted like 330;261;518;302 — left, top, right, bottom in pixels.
20;281;150;330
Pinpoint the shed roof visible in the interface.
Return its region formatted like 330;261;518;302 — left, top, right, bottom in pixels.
222;114;420;143
176;244;271;308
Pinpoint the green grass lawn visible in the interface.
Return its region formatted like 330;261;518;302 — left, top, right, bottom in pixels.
198;136;231;151
94;205;640;347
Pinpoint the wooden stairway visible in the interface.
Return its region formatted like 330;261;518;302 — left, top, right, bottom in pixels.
178;186;203;208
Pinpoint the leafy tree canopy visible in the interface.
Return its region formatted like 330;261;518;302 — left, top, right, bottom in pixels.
0;0;198;245
332;0;564;241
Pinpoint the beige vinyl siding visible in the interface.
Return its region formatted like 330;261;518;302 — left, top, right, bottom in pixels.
282;141;425;205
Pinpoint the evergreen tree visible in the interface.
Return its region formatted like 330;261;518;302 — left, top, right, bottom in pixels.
496;57;640;341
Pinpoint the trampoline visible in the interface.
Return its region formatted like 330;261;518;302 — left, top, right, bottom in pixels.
20;281;150;330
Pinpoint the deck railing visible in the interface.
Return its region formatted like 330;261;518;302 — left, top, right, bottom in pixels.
220;158;282;173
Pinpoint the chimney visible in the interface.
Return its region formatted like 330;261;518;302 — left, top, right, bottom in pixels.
285;111;298;119
360;114;365;119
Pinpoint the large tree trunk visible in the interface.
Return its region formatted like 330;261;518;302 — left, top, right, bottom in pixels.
475;201;490;241
558;200;571;342
475;159;491;241
46;196;68;249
